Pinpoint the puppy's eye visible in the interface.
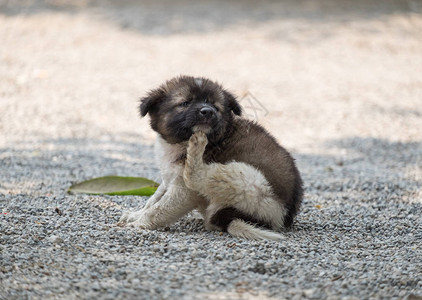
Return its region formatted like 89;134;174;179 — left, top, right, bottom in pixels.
180;101;190;107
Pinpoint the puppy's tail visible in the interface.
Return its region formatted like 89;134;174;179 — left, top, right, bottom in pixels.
227;219;283;241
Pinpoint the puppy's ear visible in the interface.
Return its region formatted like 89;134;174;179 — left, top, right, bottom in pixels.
224;90;242;116
140;88;166;117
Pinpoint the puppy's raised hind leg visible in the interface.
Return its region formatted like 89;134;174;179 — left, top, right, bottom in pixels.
183;131;208;191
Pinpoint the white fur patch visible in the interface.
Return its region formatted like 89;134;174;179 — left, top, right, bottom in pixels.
194;78;203;87
227;219;283;241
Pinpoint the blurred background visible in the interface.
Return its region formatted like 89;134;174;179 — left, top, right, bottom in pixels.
1;0;421;147
2;0;421;196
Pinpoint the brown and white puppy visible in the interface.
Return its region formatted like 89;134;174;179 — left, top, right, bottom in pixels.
119;76;303;240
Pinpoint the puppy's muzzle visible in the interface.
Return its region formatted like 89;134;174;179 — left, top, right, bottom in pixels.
192;104;218;133
199;107;214;118
197;104;217;120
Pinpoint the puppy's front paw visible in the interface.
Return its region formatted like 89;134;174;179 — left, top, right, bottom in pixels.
188;131;208;158
117;210;156;229
121;209;140;221
117;211;130;226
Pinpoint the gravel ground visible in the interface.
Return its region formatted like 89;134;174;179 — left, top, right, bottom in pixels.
1;0;422;299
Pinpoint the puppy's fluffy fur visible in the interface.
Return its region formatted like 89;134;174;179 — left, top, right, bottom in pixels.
119;76;303;240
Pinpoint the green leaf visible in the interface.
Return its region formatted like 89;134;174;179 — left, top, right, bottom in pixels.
68;176;159;196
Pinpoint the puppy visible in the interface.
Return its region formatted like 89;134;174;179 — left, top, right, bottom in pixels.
119;76;303;240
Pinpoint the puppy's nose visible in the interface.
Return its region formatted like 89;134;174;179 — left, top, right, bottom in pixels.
199;107;214;118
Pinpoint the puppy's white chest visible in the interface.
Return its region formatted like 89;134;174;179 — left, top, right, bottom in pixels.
154;137;186;185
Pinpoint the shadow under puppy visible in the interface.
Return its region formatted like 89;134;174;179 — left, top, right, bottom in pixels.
119;76;303;240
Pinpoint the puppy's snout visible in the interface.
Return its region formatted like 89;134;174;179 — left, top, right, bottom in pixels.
199;107;214;118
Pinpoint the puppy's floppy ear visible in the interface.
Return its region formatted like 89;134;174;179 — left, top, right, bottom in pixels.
139;88;166;117
224;90;242;116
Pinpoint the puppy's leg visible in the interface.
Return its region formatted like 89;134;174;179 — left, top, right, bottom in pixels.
124;177;200;229
143;183;167;210
183;131;208;191
118;183;166;225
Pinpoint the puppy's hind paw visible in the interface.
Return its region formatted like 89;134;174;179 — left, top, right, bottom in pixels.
190;130;207;144
188;131;208;157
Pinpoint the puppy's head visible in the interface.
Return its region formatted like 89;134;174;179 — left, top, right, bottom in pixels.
140;76;242;144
